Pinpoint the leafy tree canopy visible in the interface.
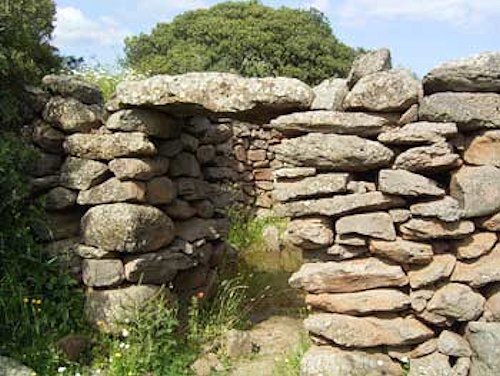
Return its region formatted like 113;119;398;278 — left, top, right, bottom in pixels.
0;0;61;127
124;0;359;85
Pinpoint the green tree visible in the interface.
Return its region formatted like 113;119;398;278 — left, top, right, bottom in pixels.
0;0;61;128
124;1;358;85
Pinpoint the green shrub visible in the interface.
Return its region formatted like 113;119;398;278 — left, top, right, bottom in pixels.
0;0;61;128
0;134;87;374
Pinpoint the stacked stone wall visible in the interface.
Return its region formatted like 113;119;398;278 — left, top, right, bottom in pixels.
25;50;500;374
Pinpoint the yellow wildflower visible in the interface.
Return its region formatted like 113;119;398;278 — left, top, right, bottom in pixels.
23;298;29;304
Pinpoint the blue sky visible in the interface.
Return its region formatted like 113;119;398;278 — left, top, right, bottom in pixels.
53;0;500;77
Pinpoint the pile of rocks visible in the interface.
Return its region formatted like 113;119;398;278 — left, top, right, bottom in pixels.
27;72;313;331
283;50;500;375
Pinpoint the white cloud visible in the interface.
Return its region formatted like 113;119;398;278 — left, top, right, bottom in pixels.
336;0;500;28
54;6;130;47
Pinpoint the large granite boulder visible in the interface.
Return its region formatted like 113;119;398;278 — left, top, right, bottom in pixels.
81;203;175;253
335;212;396;241
273;133;394;171
304;313;433;347
77;178;146;205
305;289;410;315
347;48;392;87
310;78;348;110
450;165;500;218
466;321;500;376
423;52;500;94
82;259;125;288
419;92;500;130
43;74;103;104
301;346;403;376
109;73;313;119
106;109;181;139
273;173;349;202
379;169;445;197
344;70;420;113
275;191;404;218
269;110;391;136
109;157;169;181
464;130;500;167
43;96;102;133
60;157;109;190
289;258;408;293
64;132;157;160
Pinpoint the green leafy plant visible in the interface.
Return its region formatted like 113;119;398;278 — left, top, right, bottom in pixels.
273;335;310;376
124;0;360;85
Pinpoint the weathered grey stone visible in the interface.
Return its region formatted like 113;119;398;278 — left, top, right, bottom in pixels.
85;285;163;332
30;175;60;194
408;254;457;288
344;70;420;113
164;199;197;220
273;173;349;202
289;258;408;293
200;123;232;144
410;288;435;312
81;203;175;253
284;218;334;250
43;96;102;133
77;178;146;205
157;138;183;158
82;259;124;288
146;176;176;204
176;178;213;200
451;166;500;218
273;133;394;171
484;284;500;322
304;313;433;347
378;121;458;145
389;209;412;223
427;283;485;321
109;157;169;181
169;152;201;178
305;289;410;315
60;157;109;190
192;200;214;219
124;249;193;284
311;78;348;110
478;212;500;231
203;167;239;181
419;92;500;130
393;142;461;172
466;321;500;376
175;218;229;242
0;356;36;376
347;48;392;87
32;121;65;153
399;103;419;125
106;109;180;139
196;144;216;164
269;110;391;136
452;244;500;287
410;197;463;222
369;238;433;265
273;167;316;180
346;180;377;194
335;212;396;241
43;74;103;104
400;218;475;240
379;169;445;197
300;346;403;376
75;244;116;259
454;232;497;259
326;244;367;260
408;352;451;376
275;191;405;218
43;187;77;210
452;357;471;376
335;234;367;246
438;330;472;357
464;130;500;167
28;151;62;177
110;73;314;118
423;52;500;94
65;132;156;160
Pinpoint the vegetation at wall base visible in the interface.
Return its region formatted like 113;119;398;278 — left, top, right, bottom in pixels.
124;0;360;85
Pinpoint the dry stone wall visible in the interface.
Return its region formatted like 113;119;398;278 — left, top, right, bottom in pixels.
25;50;500;375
